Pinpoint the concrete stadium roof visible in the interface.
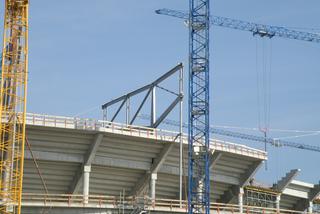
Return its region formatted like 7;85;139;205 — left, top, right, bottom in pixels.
23;113;266;203
281;179;320;211
271;169;320;211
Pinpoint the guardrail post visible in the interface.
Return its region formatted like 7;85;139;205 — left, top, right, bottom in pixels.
99;196;102;207
44;194;47;207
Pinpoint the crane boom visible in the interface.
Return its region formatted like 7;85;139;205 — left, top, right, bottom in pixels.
138;114;320;153
0;1;29;213
155;8;320;43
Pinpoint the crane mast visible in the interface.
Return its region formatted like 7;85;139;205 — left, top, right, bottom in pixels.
188;0;210;213
0;0;29;213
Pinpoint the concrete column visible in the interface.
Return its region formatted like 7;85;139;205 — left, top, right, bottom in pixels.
151;87;156;126
308;201;313;213
150;173;157;201
83;165;91;204
103;108;107;121
126;98;130;125
238;187;244;213
276;194;281;213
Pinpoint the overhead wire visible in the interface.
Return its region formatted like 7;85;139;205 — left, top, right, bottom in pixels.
255;36;261;132
210;125;320;133
78;105;320;134
276;132;320;140
255;36;273;170
74;105;100;117
268;40;273;132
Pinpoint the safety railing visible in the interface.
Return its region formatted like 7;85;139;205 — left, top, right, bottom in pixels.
22;193;314;214
25;113;267;159
22;193;120;208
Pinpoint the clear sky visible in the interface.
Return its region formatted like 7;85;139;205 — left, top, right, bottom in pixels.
1;0;319;185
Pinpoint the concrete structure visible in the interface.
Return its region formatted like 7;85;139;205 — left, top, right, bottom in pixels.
278;178;320;212
20;113;319;214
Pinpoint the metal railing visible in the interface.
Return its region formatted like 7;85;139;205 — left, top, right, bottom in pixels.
25;113;267;159
22;193;315;214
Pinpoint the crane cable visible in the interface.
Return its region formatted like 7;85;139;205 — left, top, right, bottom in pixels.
25;137;52;214
256;36;272;169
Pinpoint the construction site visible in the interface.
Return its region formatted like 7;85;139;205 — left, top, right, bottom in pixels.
0;1;319;214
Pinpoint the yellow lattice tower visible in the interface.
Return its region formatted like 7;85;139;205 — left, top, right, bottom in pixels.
0;0;29;213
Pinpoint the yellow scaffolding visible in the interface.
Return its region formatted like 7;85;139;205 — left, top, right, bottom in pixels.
0;0;29;213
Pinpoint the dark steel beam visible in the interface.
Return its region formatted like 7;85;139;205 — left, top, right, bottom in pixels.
152;95;182;128
102;63;183;110
130;88;152;125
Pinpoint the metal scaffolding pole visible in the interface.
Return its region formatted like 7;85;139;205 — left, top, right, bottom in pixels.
179;66;184;207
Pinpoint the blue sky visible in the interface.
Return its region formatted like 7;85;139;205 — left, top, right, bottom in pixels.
3;1;319;184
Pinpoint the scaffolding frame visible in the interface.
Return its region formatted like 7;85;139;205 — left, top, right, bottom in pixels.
244;186;279;208
314;200;320;213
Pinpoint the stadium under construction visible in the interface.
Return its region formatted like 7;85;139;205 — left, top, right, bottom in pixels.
0;1;319;214
20;64;320;214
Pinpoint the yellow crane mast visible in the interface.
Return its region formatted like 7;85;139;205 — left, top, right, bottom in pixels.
0;0;29;213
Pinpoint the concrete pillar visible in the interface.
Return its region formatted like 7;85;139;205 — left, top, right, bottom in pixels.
151;87;156;126
276;194;281;213
238;187;244;213
83;165;91;204
150;173;157;201
308;201;313;213
126;98;130;125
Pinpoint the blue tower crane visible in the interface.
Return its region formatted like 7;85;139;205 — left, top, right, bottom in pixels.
188;1;211;214
156;8;320;43
156;6;320;214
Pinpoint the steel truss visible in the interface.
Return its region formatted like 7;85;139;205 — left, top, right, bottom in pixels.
101;63;185;205
314;202;320;213
101;63;183;128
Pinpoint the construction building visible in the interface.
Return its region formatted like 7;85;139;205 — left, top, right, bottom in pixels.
21;112;320;214
0;1;319;214
20;64;320;214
